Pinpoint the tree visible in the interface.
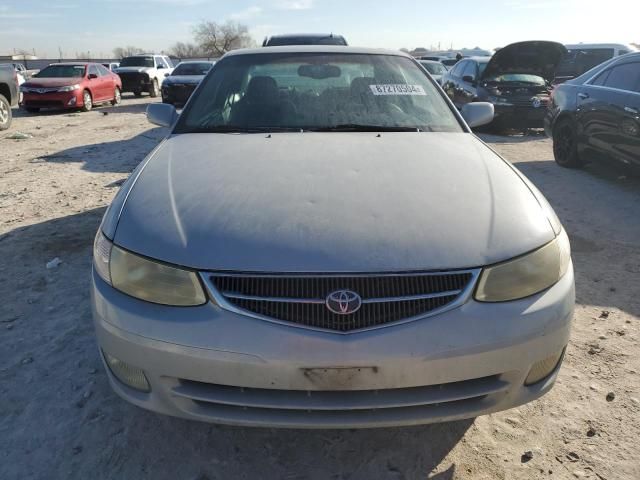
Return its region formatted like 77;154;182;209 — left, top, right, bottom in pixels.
193;21;255;57
113;46;145;59
169;42;204;59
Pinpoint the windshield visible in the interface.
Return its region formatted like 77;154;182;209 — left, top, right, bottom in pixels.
173;63;213;76
176;52;462;134
35;65;86;78
483;73;545;85
420;62;446;75
120;56;154;68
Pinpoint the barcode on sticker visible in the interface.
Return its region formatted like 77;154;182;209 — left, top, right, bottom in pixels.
369;84;426;96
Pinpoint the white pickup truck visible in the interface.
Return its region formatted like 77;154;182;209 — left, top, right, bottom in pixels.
114;54;174;97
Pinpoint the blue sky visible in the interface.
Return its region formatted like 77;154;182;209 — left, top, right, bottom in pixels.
0;0;637;58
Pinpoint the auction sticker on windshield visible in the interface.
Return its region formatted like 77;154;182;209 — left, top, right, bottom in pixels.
370;84;427;96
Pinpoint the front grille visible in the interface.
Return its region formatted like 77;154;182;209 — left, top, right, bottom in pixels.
207;271;477;332
23;100;65;108
117;72;148;90
164;84;197;104
169;374;507;427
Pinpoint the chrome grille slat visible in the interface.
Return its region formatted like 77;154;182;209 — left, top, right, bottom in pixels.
204;270;479;333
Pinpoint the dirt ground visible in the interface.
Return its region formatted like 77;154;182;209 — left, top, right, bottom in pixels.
1;96;639;480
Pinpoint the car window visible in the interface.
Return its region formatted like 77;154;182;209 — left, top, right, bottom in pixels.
421;62;446;75
176;52;463;133
591;69;610;86
120;56;154;68
35;64;86;78
173;63;213;75
98;65;111;76
450;61;466;77
557;48;615;78
89;65;100;77
462;62;477;80
602;62;640;92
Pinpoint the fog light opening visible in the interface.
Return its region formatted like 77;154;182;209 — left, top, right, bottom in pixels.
524;348;565;386
103;351;151;392
67;97;77;106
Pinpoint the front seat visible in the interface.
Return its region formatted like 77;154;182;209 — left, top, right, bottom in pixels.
230;76;283;127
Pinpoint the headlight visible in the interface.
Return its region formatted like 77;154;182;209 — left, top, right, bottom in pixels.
475;229;571;302
58;84;81;92
92;232;206;306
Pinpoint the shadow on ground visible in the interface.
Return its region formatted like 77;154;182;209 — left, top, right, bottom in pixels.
1;207;473;480
34;126;166;174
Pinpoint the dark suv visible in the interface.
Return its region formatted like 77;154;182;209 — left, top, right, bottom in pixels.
545;53;640;169
441;41;566;130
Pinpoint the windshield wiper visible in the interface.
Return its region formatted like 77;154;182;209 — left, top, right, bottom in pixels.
308;124;429;132
185;126;302;134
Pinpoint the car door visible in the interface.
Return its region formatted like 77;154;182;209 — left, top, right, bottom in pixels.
577;61;640;166
87;65;105;101
441;62;463;103
445;61;468;107
457;61;479;107
98;64;116;99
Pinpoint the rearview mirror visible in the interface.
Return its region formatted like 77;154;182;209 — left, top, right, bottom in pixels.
147;103;178;128
298;64;341;80
461;102;494;128
165;72;170;77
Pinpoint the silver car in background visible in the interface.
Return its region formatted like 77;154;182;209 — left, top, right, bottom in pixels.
92;46;574;428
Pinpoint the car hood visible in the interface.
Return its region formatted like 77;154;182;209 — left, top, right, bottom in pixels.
114;66;153;74
113;132;555;272
24;77;82;87
164;75;204;85
481;41;567;83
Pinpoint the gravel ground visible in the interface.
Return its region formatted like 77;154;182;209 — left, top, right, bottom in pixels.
1;97;639;480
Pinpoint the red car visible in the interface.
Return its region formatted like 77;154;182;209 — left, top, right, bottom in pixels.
21;62;122;112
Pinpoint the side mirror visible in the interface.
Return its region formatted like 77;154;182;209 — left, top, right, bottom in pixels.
461;102;494;128
88;73;98;79
157;64;164;69
462;75;475;84
164;72;170;77
147;103;178;128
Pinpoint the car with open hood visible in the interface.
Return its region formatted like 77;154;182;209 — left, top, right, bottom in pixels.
161;60;214;107
441;41;567;130
20;62;122;113
92;46;574;428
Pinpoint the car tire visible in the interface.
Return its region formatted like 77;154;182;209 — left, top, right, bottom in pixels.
149;79;159;98
0;94;12;131
553;118;582;168
111;87;122;106
81;90;93;112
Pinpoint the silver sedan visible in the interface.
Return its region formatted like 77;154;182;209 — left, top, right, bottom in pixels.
92;46;574;428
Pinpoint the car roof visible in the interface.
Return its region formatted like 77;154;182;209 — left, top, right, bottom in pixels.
48;62;91;66
224;45;410;57
564;43;638;51
177;60;215;64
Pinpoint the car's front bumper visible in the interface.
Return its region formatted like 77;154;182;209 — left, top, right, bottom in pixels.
492;103;548;128
21;90;83;110
162;83;198;106
92;264;574;428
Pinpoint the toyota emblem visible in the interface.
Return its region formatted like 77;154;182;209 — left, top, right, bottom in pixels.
326;290;362;315
531;97;542;109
